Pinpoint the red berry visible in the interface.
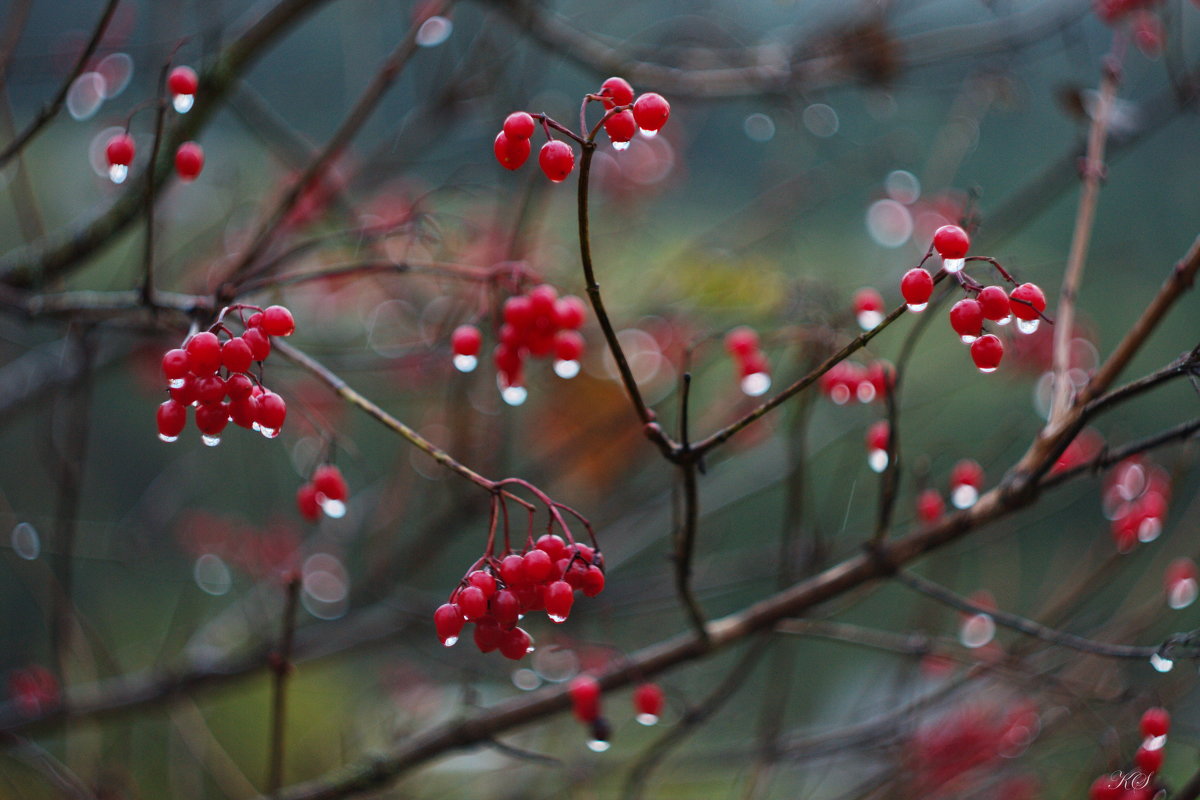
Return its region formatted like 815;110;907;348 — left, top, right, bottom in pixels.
246;312;263;328
503;295;535;328
262;305;295;337
105;133;135;166
498;626;532;660
1135;744;1164;774
195;374;226;404
169;375;197;404
156;400;187;440
632;92;670;132
950;459;984;490
466;570;497;598
866;420;890;452
544;580;574;622
724;326;759;357
473;618;502;652
494;131;531;171
900;268;934;310
451;324;482;357
581;565;605;597
457;585;488;621
256;391;287;433
970;334;1004;373
296;483;320;521
522;549;554;583
185;331;222;376
1009;283;1046;321
161;348;189;381
977;286;1011;322
1088;775;1124;800
490;589;521;627
1134;11;1164;56
498;553;527;587
554;330;584;362
434;603;464;646
174;142;204;181
949;298;984;342
538;140;575;182
312;464;348;502
221;337;253;373
600;77;634;108
633;683;664;722
528;284;558;318
225;373;253;401
1141;707;1170;738
243;327;271;361
569;675;602;723
853;287;885;329
916;489;944;523
167;66;198;96
194;402;229;437
555;296;586;329
603;110;637;145
502;111;535;140
535;534;567;561
932;224;970;259
229;395;258;428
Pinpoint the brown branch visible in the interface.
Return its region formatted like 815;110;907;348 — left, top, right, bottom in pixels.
267;577;301;796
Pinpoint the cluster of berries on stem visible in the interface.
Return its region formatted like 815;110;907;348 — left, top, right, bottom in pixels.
296;463;350;521
568;675;666;750
723;327;772;397
1088;707;1170;800
1104;456;1170;552
103;64;205;185
156;304;295;446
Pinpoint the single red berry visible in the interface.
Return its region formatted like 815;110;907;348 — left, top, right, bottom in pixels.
977;286;1012;322
633;683;665;723
503;295;535;328
434;603;464;646
225;373;253;402
167;66;198;96
229;395;258;428
490;589;521;627
535;534;567;561
498;553;527;587
105;133;135;166
185;331;222;376
174;142;204;181
467;570;497;598
262;305;296;337
544;580;574;622
457;585;488;621
554;330;585;362
514;583;543;612
473;618;503;652
569;675;602;723
523;549;554;583
949;298;984;342
498;626;532;660
296;483;321;521
195;374;226;405
451;324;482;357
581;565;605;597
1088;775;1125;800
866;420;890;452
970;334;1004;373
156;400;187;441
632;92;670;132
1135;745;1164;774
528;284;558;318
538;140;575;182
900;268;934;311
604;110;637;145
502;111;535;140
194;402;229;437
1009;283;1046;321
312;464;348;502
1141;707;1170;738
494;131;531;171
950;459;984;490
916;489;945;523
853;287;885;330
555;296;586;329
932;224;970;259
600;77;634;108
246;312;263;328
724;326;759;358
243;327;271;361
256;391;287;433
221;337;253;373
161;348;189;381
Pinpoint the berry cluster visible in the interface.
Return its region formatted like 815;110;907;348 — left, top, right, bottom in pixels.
1088;708;1170;800
493;77;670;182
724;327;772;397
909;459;986;522
1104;456;1170;552
296;464;350;521
568;675;666;750
899;225;1049;373
433;534;605;659
820;359;895;405
156;304;295;446
103;64;205;185
908;703;1040;798
486;285;587;405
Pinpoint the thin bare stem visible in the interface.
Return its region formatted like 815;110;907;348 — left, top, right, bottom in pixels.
267;577;301;796
142;79;171;307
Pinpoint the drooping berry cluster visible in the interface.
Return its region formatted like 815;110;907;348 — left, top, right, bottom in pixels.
296;464;350;521
724;327;771;397
489;285;587;405
568;676;666;750
102;64;205;185
1104;456;1170;552
1088;707;1170;800
898;225;1049;374
493;77;670;182
156;305;295;446
820;359;895;405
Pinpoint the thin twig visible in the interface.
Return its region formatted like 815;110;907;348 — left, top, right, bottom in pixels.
267;577;302;796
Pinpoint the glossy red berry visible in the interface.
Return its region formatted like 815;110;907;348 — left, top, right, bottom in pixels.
632;92;670;132
1141;707;1170;738
600;77;634;108
229;395;258;428
1009;283;1046;321
932;224;970;259
167;66;198;96
221;337;253;373
604;110;637;145
900;268;934;311
466;570;496;598
313;464;348;502
581;565;605;597
494;131;531;171
724;326;759;357
554;330;584;362
473;618;502;652
866;420;890;453
502;111;535;140
539;140;575;182
490;589;521;626
633;683;665;724
451;324;482;356
457;585;488;621
498;553;526;587
185;331;222;376
434;603;465;646
977;286;1012;322
522;549;554;583
194;402;229;437
156;400;187;441
970;334;1004;373
555;296;586;329
296;483;320;521
853;287;885;330
1135;744;1164;774
544;580;574;622
569;675;602;723
949;298;984;343
256;391;287;433
261;305;295;337
195;374;226;404
916;489;945;523
105;133;135;166
498;626;532;660
243;327;271;361
174;142;204;181
161;348;189;381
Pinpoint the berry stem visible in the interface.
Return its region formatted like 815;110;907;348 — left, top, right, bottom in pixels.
140;63;172;308
962;256;1016;284
266;575;301;796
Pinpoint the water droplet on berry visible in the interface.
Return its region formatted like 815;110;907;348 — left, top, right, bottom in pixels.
1016;318;1040;335
501;386;527;406
201;434;221;447
586;739;611;753
158;433;179;443
172;93;194;114
906;302;927;313
108;164;128;184
612;140;630;151
260;427;279;439
452;354;477;373
548;612;567;623
994;314;1012;326
1168;579;1198;610
11;523;40;560
868;449;888;473
959;334;978;345
951;484;979;509
319;498;347;519
942;257;965;274
1150;653;1173;673
1138;516;1162;543
168;377;185;389
416;15;453;47
856;310;883;330
855;382;876;403
554;359;580;379
639;128;658;138
442;635;458;648
636;713;660;726
959;613;995;648
830;385;851;405
977;365;998;374
740;371;771;397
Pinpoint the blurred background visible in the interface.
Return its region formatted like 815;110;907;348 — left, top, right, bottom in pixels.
1;0;1199;797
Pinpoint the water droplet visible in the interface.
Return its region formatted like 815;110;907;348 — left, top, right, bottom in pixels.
319;498;346;519
260;427;279;439
1150;652;1173;673
251;422;261;432
639;128;658;138
525;643;535;654
977;366;998;374
885;170;920;205
442;636;458;648
201;434;221;446
1168;578;1197;610
452;354;477;373
11;523;40;560
586;739;611;753
866;199;913;248
416;15;453;47
960;334;978;345
868;449;888;473
612;140;630;151
548;612;566;623
501;385;527;406
856;382;876;404
1144;734;1168;751
1138;517;1162;543
802;103;839;137
1016;318;1040;335
942;258;965;274
168;377;185;388
906;302;927;313
951;484;979;509
512;668;541;690
743;112;775;142
741;372;771;397
830;385;850;405
994;314;1012;326
108;164;128;184
193;553;232;595
959;613;995;648
857;310;883;330
172;93;194;114
636;713;659;726
158;433;179;443
554;359;580;379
